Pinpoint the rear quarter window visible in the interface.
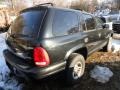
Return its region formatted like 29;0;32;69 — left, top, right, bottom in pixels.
82;14;96;31
52;10;79;36
95;17;104;27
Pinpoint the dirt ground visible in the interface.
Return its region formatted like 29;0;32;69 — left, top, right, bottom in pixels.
23;51;120;90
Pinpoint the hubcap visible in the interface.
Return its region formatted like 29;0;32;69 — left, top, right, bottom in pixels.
72;61;83;80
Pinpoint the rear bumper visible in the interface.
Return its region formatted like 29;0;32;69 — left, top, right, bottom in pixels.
3;50;66;80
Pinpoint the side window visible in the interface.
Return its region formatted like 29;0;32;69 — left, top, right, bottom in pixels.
53;11;79;36
95;17;104;28
83;14;96;31
81;20;86;31
100;17;106;23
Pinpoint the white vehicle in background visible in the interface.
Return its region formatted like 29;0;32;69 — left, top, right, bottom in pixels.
109;10;120;34
100;15;113;30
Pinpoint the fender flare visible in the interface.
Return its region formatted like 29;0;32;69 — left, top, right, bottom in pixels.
64;44;88;61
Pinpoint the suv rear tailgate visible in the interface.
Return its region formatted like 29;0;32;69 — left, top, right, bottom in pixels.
6;8;47;60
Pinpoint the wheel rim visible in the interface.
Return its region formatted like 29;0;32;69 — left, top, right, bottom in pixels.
72;61;83;80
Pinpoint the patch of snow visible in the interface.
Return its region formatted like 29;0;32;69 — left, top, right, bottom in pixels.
90;65;113;83
0;33;24;90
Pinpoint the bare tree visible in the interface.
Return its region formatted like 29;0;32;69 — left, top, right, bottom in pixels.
115;0;120;9
10;0;14;9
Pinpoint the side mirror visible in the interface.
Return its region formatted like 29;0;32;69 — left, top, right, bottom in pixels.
102;24;109;29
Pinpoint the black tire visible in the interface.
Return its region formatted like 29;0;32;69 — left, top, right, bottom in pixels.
66;53;85;85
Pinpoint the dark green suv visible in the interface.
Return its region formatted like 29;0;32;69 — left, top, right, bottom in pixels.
3;4;113;84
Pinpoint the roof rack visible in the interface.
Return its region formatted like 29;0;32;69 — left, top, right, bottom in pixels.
75;8;82;11
35;3;54;7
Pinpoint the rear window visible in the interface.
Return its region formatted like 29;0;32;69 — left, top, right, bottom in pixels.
9;10;46;38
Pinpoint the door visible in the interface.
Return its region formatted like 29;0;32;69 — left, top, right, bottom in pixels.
81;14;102;54
95;17;106;40
95;17;112;43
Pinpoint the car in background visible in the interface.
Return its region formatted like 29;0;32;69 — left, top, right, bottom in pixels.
109;10;120;22
109;10;120;34
100;15;113;30
113;20;120;34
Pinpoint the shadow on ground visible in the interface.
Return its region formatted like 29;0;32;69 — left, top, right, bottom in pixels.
23;52;120;90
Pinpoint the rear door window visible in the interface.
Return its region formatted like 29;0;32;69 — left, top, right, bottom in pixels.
83;14;96;31
53;11;79;36
95;17;104;28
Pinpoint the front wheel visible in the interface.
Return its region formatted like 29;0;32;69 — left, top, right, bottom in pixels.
66;53;85;85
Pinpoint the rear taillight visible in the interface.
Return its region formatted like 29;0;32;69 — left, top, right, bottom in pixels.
33;47;50;67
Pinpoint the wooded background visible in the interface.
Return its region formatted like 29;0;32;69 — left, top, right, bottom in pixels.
3;0;120;13
0;0;119;29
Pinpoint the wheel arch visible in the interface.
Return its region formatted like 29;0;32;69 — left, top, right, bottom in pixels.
64;46;88;61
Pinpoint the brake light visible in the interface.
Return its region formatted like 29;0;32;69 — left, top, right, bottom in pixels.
33;47;50;67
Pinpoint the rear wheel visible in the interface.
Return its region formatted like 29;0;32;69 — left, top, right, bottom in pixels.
66;53;85;85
